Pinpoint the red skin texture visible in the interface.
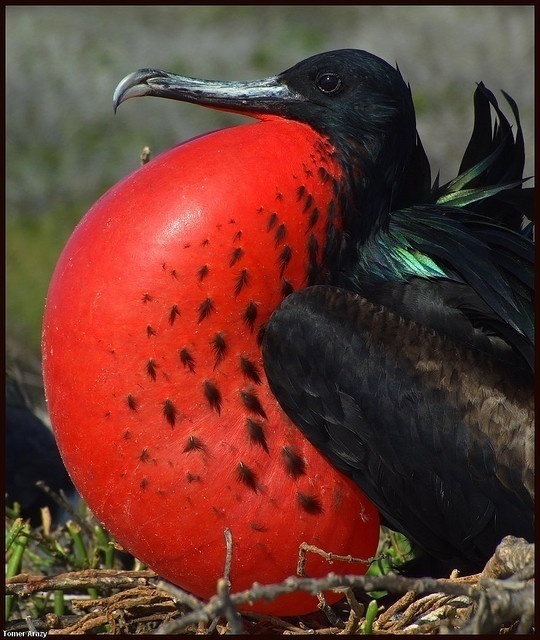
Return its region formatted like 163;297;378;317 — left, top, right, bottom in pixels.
42;118;379;615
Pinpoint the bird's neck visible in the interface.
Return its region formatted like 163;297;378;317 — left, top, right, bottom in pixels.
324;129;420;288
335;117;421;248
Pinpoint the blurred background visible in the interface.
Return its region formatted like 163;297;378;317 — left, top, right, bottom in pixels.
6;5;534;410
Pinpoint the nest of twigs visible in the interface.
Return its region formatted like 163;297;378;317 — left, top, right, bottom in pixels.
5;524;534;635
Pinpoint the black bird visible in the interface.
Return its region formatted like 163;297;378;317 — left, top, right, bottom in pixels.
6;373;75;526
115;48;534;573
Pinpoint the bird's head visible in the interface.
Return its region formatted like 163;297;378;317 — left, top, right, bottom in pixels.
114;49;419;231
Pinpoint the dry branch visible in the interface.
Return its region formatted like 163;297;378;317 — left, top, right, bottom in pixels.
6;569;158;597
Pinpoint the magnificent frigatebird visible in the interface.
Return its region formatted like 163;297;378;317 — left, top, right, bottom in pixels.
42;49;533;613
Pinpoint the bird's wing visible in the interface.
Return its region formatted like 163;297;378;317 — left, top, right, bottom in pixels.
262;284;534;569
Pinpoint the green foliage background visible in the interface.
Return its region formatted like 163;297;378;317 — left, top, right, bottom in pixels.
6;6;534;407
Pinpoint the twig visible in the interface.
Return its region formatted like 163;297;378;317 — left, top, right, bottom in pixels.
217;577;244;634
140;146;151;165
339;589;364;634
373;589;417;630
6;569;158;596
223;527;233;585
155;579;205;611
297;542;372;576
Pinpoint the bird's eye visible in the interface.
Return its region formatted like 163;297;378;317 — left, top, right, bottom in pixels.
316;72;342;95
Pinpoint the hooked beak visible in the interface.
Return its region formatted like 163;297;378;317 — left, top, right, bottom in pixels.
113;68;302;118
